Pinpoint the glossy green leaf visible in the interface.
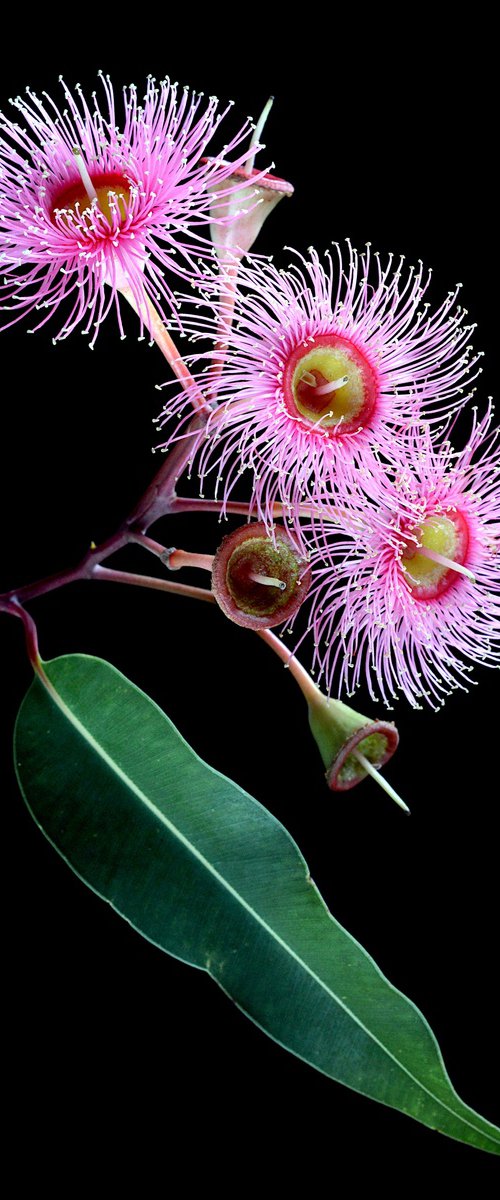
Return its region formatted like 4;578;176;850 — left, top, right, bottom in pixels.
14;654;500;1154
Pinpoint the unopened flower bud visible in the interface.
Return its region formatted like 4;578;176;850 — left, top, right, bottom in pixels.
212;522;310;629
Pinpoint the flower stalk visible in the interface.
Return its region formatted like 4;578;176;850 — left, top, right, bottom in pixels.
120;288;212;414
258;629;404;808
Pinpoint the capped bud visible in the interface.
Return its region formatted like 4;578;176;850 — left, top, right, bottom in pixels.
212;522;311;629
308;689;399;791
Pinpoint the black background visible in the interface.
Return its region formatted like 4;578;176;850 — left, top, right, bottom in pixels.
1;21;499;1184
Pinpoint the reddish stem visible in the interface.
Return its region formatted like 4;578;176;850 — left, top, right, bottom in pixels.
256;627;319;705
0;529;131;608
167;549;214;573
93;565;215;605
1;599;47;679
0;413;217;616
128;532;171;560
127;411;208;529
207;260;240;399
171;496;320;521
120;288;211;416
170;496;254;519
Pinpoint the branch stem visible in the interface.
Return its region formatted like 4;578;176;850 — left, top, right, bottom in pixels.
0;529;132;607
167;549;214;573
93;565;215;604
208;260;240;397
171;495;254;518
1;599;43;672
171;496;335;522
127;411;208;528
128;532;171;560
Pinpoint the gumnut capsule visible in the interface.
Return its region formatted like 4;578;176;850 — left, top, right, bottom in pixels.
212;522;311;629
307;688;399;791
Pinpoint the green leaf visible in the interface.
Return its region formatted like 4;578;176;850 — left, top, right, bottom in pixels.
14;654;500;1154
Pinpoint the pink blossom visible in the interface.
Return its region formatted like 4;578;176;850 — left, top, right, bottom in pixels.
295;405;500;710
156;243;481;535
0;74;261;346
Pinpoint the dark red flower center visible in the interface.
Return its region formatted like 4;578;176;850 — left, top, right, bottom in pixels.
283;333;378;435
400;510;470;600
50;172;131;227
